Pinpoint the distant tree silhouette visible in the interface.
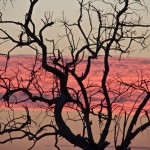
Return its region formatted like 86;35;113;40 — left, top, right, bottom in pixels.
0;0;150;150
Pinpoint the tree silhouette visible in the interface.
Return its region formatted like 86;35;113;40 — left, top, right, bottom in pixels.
0;0;150;150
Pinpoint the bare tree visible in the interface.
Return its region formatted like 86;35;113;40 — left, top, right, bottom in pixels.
0;0;150;150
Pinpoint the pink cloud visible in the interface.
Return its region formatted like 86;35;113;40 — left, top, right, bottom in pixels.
0;55;150;112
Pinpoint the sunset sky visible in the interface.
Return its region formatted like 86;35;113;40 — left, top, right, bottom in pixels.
1;0;150;57
0;0;150;149
0;55;150;111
